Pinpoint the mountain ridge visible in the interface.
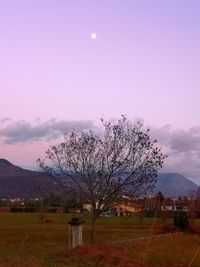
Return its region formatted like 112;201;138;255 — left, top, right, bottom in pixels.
0;159;61;198
155;172;198;197
0;159;198;198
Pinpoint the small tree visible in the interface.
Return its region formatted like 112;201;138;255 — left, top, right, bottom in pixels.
38;116;166;243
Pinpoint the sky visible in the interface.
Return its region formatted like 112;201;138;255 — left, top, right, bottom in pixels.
1;1;200;183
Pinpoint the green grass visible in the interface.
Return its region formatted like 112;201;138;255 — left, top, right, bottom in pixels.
0;213;199;266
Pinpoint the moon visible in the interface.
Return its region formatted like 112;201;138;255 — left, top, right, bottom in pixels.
91;33;97;40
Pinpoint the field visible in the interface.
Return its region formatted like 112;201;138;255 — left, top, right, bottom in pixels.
0;213;199;266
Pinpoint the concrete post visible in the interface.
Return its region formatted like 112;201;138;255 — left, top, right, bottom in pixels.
68;217;84;249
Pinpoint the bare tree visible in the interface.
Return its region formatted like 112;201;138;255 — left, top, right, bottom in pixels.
38;116;167;243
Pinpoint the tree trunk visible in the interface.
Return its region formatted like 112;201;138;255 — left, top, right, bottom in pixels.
91;217;96;244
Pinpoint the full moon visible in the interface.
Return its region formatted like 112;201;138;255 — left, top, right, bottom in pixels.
91;33;97;40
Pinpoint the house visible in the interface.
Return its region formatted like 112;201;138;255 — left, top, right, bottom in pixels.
83;201;143;216
111;203;143;216
161;198;188;212
83;203;92;213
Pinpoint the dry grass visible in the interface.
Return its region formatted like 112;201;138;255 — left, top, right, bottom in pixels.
66;244;146;267
120;234;200;267
0;257;42;267
0;213;199;266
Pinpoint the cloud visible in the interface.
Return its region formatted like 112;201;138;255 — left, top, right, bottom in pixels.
149;126;200;184
170;128;200;152
1;117;12;124
0;119;96;144
0;118;200;184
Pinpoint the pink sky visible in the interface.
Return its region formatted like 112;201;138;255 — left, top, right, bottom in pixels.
1;1;200;182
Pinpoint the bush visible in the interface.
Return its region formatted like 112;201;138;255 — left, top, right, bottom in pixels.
173;211;189;231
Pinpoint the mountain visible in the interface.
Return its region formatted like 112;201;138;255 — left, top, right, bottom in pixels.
0;159;63;198
0;159;198;198
154;173;198;197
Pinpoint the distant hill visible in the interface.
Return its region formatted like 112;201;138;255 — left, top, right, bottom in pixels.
154;173;198;197
0;159;198;198
0;159;63;198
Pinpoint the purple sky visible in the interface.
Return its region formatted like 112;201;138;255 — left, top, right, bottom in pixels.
1;1;200;182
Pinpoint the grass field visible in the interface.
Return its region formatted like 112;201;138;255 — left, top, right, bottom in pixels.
0;213;199;266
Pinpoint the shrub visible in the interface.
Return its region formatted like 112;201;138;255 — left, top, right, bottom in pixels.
173;211;189;231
